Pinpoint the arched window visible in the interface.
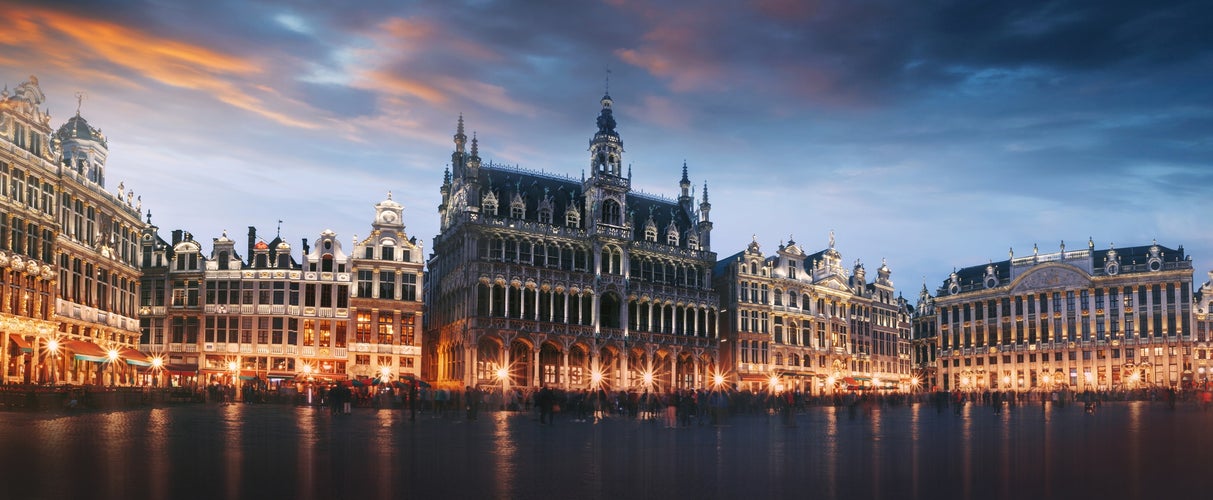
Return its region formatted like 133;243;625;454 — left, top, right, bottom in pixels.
602;199;621;226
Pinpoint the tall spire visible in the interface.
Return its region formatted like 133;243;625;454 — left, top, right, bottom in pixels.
471;132;479;158
454;114;467;153
589;90;623;177
679;160;692;201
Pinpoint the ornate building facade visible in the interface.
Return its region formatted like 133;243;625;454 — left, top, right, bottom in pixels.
2;75;147;386
932;240;1195;392
713;234;913;393
425;93;720;394
138;195;424;386
911;282;939;390
1192;272;1213;385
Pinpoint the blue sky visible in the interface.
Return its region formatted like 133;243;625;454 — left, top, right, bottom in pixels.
3;0;1211;298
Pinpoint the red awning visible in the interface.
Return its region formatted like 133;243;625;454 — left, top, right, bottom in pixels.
61;339;111;362
119;347;152;366
8;334;33;353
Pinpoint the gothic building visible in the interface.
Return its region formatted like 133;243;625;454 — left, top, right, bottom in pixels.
425;92;720;394
930;240;1195;392
911;282;939;390
2;75;148;386
138;194;424;386
713;234;913;393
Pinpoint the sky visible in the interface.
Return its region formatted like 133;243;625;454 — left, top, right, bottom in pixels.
2;0;1211;300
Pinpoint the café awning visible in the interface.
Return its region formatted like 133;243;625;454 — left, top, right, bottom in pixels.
8;334;33;353
119;347;152;367
61;339;110;363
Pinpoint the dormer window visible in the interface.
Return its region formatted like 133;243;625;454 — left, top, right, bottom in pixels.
364;247;374;259
539;207;552;224
510;193;526;219
482;192;499;216
566;208;580;228
278;253;290;268
382;246;395;261
667;231;678;246
644;225;657;243
688;234;699;251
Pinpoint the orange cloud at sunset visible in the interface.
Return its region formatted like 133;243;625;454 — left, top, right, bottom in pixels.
1;6;319;129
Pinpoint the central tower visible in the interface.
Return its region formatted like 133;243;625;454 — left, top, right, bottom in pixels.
583;92;630;234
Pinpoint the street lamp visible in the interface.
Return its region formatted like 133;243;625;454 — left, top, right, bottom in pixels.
302;364;315;405
228;360;239;402
151;356;164;387
46;339;60;385
496;366;510;410
107;349;120;386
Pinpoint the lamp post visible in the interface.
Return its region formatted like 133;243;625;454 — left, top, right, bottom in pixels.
46;339;60;386
302;364;314;405
151;356;164;387
228;360;239;402
497;366;509;411
107;349;120;386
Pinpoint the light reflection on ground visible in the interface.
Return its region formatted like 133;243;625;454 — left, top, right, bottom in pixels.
1;401;1211;499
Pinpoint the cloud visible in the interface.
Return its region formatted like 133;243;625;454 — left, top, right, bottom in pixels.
0;5;325;129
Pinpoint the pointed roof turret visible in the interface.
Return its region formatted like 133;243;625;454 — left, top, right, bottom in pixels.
589;91;624;177
454;113;467;153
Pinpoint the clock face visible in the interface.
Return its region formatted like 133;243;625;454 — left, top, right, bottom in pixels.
381;211;398;223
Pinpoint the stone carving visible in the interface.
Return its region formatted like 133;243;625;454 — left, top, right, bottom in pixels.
1012;265;1090;293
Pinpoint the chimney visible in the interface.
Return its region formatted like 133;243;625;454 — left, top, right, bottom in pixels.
247;226;256;261
302;238;310;255
171;229;183;246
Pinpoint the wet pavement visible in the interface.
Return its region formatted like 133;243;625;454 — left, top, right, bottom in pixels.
2;401;1212;500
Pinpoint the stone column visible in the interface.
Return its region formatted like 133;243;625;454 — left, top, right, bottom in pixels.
532;346;540;388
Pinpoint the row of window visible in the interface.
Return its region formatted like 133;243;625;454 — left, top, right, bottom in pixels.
143;311;418;347
940;284;1192;324
0;162;55;218
0;269;53;319
0;215;54;264
57;255;138;316
941;310;1192;349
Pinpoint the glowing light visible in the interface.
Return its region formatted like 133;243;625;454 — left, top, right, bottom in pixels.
713;373;725;388
108;349;120;362
910;376;920;387
873;377;882;387
768;375;780;390
961;376;970;386
642;371;654;387
1042;374;1051;384
590;369;604;387
47;339;60;353
151;356;164;369
1128;372;1140;383
496;367;508;380
228;361;238;371
826;376;836;387
302;364;313;375
380;366;392;379
1002;375;1011;385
